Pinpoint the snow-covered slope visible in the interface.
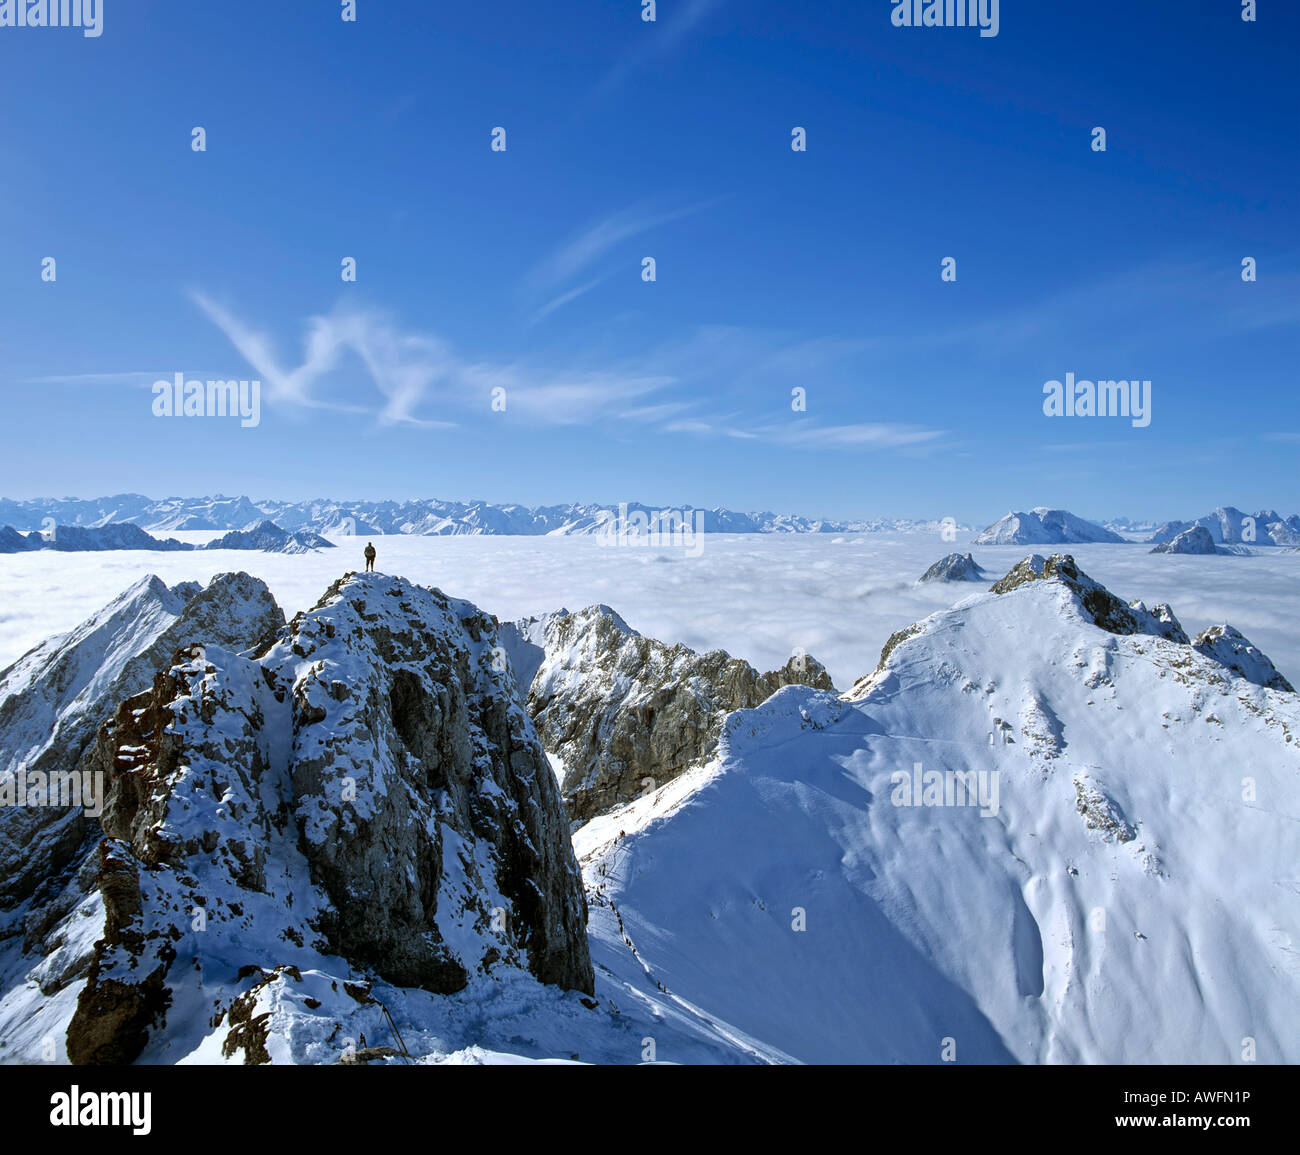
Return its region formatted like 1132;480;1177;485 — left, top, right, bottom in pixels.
574;553;1300;1063
973;508;1126;545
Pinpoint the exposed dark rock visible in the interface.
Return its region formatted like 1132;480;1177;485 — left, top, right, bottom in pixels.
504;606;835;823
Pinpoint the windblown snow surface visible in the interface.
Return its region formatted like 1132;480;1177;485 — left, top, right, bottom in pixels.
575;569;1300;1063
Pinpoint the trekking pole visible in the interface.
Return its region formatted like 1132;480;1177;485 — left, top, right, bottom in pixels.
377;998;413;1063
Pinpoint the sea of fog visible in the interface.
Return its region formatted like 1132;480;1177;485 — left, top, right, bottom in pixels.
1;533;1297;693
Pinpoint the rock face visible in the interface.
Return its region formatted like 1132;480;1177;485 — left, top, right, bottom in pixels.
1149;526;1220;555
973;508;1125;545
918;553;986;583
0;573;284;913
501;605;835;823
260;574;592;994
5;572;593;1065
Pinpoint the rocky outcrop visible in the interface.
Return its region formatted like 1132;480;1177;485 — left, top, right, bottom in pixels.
503;606;835;823
1192;625;1294;692
918;553;986;583
16;573;595;1064
263;574;592;995
0;573;284;914
989;554;1189;641
1073;776;1137;843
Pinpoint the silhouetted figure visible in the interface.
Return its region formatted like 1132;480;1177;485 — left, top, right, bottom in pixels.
364;542;376;572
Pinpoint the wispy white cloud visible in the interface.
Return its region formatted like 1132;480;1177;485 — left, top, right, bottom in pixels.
619;401;700;423
529;275;610;326
763;421;946;449
327;312;459;428
189;295;949;454
460;362;674;425
25;371;184;387
922;257;1300;359
524;199;725;321
594;0;728;96
191;292;361;412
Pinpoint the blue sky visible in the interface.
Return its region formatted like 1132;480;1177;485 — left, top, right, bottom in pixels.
0;0;1296;524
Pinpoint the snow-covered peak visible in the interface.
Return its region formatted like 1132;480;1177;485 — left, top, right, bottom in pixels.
1150;506;1300;547
203;520;335;554
917;552;987;583
1149;525;1221;554
577;552;1300;1063
973;509;1126;545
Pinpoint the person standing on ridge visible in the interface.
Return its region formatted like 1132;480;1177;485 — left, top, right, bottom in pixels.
364;541;376;572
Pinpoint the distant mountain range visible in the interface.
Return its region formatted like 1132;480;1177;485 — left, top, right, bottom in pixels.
0;520;333;555
1149;506;1300;548
975;505;1300;547
2;496;1296;547
0;495;967;538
